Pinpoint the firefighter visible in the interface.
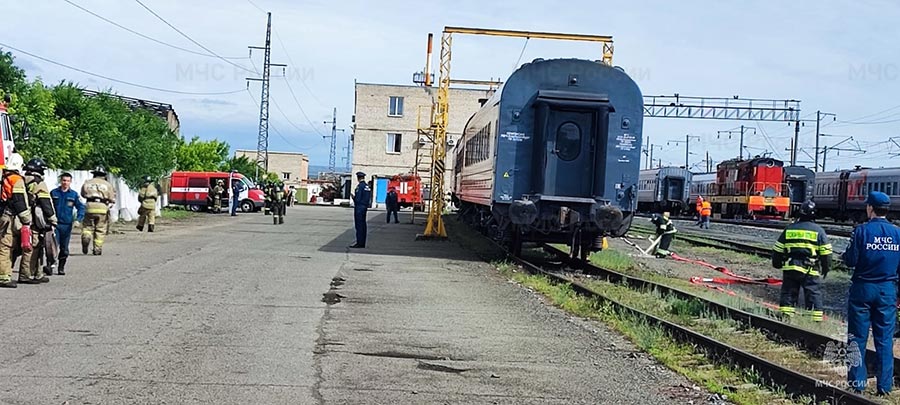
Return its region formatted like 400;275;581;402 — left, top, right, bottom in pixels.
210;179;224;214
137;176;158;232
772;200;831;322
349;172;370;248
699;199;712;229
842;191;900;395
0;153;32;288
651;211;677;257
19;158;57;284
270;181;285;225
51;172;84;275
386;186;400;224
81;166;116;256
263;180;272;215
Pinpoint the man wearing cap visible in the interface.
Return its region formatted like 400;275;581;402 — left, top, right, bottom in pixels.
349;172;371;248
842;191;900;395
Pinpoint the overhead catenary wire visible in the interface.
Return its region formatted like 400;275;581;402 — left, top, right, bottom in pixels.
0;42;246;96
133;0;255;74
62;0;248;60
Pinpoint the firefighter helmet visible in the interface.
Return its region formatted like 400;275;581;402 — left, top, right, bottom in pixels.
5;153;24;172
24;158;48;174
92;166;107;176
798;200;816;219
142;175;153;183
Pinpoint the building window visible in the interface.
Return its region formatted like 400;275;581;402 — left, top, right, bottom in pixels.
282;172;291;180
388;96;404;117
386;133;402;154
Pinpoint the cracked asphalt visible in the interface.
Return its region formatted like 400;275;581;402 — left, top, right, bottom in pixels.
0;206;699;404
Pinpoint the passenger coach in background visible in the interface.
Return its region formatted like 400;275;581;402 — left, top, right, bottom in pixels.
637;167;692;214
815;167;900;222
452;58;644;260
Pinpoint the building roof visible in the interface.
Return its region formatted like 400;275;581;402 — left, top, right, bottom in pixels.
81;89;178;124
234;149;309;157
355;81;495;93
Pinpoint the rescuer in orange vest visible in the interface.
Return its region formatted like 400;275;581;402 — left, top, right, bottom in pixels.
699;200;712;229
695;196;704;225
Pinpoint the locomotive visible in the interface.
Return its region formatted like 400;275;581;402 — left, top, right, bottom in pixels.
637;167;692;213
708;157;791;219
815;167;900;221
452;58;644;259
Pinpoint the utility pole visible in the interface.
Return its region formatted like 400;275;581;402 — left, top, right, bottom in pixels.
814;110;836;171
668;134;700;168
791;120;800;166
819;134;863;172
323;107;344;174
343;132;352;172
706;151;710;172
246;12;287;180
645;143;662;170
717;126;756;159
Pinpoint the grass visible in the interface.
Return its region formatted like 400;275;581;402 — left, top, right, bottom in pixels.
587;249;637;272
160;207;197;220
491;261;797;405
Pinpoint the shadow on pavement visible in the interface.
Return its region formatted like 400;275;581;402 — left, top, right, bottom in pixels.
318;211;481;261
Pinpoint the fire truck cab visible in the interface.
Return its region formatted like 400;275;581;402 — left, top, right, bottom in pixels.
169;171;265;213
0;99;17;167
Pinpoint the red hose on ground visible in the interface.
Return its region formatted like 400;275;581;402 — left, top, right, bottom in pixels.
671;252;782;286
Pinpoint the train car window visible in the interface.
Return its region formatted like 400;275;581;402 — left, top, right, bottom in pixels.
868;183;874;194
887;182;894;196
555;122;582;161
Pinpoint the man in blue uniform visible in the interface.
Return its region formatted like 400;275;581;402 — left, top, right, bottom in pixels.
51;172;85;275
842;191;900;395
230;172;244;217
349;172;371;248
772;200;832;321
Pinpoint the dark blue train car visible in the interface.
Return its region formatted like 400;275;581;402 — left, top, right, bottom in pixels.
637;167;692;214
452;58;643;259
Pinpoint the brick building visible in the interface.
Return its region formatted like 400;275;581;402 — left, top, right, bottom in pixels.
352;82;494;197
234;149;309;187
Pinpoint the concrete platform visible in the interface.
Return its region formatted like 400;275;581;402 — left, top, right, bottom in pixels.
0;206;698;404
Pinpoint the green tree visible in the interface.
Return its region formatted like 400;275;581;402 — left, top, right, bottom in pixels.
175;136;229;172
0;50;26;96
9;80;72;166
220;155;262;181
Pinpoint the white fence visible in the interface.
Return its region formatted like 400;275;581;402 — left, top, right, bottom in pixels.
44;169;158;222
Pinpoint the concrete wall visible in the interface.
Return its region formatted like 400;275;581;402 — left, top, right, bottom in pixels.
44;170;159;223
235;150;309;186
352;83;493;192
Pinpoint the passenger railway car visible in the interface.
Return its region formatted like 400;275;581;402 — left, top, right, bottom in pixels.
452;58;644;259
815;167;900;221
637;167;692;213
783;166;815;217
708;157;790;219
688;172;716;214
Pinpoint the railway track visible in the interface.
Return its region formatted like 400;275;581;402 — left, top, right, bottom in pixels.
501;244;879;404
630;223;774;258
635;214;854;238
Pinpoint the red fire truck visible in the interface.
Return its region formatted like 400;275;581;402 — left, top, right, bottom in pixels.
388;174;424;211
168;171;265;212
0;98;18;167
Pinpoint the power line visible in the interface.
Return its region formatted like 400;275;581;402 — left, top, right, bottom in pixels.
0;42;245;95
133;0;255;74
245;0;266;13
272;31;327;108
512;37;530;73
245;88;312;150
62;0;247;60
280;75;327;136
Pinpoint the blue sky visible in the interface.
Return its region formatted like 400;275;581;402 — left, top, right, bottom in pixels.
5;0;900;171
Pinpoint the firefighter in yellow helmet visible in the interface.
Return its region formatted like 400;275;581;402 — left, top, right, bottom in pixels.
0;153;32;288
137;176;158;232
80;166;116;255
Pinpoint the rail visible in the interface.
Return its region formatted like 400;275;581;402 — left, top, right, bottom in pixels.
504;244;876;404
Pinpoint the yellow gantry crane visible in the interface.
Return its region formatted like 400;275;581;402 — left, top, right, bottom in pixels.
420;26;615;239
